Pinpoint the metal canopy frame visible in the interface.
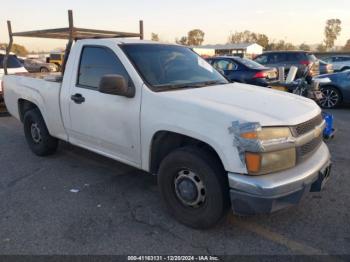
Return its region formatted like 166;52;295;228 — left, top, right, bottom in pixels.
3;10;144;75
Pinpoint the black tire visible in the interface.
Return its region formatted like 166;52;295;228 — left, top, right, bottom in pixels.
158;146;230;229
23;108;58;156
319;86;342;109
40;67;49;73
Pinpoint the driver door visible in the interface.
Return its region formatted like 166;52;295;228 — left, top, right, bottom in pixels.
66;45;142;166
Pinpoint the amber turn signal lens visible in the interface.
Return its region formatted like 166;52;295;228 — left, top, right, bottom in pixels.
245;152;261;173
240;132;258;139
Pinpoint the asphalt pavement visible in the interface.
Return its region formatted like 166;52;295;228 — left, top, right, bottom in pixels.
0;108;349;256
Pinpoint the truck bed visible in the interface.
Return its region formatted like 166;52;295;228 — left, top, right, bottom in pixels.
13;72;63;82
3;74;67;141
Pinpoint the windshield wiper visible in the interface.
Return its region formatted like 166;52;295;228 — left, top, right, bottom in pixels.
154;80;228;90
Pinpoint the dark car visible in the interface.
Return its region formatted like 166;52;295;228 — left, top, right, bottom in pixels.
315;70;350;108
319;60;334;75
254;51;320;78
206;56;278;87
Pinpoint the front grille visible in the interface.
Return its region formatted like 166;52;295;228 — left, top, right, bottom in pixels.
291;114;323;162
292;114;323;137
297;135;322;160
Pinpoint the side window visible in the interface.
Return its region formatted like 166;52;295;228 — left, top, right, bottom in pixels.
77;46;132;89
338;57;350;62
275;53;287;63
266;53;282;63
286;53;296;61
206;59;213;64
213;59;237;71
254;55;268;64
288;53;304;62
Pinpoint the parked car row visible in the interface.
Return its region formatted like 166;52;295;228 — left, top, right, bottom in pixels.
204;50;349;108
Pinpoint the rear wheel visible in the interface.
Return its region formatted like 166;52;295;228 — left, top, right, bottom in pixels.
319;86;342;109
158;146;230;229
23;108;58;156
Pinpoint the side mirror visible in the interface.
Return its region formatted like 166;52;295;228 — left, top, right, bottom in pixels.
98;74;135;98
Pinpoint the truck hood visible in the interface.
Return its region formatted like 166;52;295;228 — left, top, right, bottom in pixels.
159;83;321;126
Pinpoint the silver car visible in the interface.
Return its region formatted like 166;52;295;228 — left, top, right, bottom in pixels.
24;59;57;73
323;56;350;72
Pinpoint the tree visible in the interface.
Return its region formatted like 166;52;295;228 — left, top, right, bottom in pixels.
0;43;28;56
343;39;350;52
317;44;327;52
151;33;160;41
299;43;311;51
324;19;342;50
187;29;205;46
228;30;269;49
265;40;296;51
176;36;188;45
255;34;269;49
284;43;296;50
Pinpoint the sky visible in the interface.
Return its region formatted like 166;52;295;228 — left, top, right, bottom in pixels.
0;0;349;51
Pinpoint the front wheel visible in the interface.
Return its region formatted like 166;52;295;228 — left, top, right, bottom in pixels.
23;108;58;156
319;86;342;109
158;146;230;229
40;67;49;73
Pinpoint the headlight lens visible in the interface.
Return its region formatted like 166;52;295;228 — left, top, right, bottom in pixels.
245;148;296;175
241;127;295;175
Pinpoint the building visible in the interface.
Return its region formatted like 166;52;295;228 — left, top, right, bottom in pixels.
193;43;263;58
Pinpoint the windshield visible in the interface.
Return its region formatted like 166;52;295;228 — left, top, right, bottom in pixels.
307;53;317;62
237;57;266;69
0;54;23;69
121;44;228;90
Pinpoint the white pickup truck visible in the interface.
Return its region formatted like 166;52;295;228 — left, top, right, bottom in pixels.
3;38;332;228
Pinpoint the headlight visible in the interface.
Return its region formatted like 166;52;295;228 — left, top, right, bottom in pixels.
241;127;296;175
245;148;296;175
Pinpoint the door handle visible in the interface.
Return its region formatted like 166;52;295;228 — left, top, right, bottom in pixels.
71;93;85;104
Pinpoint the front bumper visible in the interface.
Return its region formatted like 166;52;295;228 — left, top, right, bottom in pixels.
228;142;331;215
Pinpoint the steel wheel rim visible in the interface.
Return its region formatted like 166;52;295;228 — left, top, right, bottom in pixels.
320;89;339;108
174;169;206;208
30;123;42;143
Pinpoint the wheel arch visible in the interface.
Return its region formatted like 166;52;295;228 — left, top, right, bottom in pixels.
340;66;350;71
321;84;343;100
149;130;226;175
18;99;40;122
